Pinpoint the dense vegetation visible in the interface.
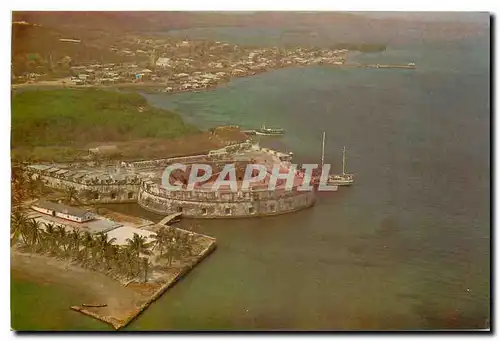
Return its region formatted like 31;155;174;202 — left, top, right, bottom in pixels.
11;89;198;148
11;169;199;283
11;214;196;283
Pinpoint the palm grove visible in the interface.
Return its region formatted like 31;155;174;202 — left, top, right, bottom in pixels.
11;165;199;283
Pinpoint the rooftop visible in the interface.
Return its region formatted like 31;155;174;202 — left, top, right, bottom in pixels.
32;199;90;218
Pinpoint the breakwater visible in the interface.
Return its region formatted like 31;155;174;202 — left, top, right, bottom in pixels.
335;62;417;70
70;231;217;330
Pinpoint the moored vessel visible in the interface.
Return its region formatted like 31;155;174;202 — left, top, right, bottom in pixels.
328;144;354;186
254;124;285;136
319;132;355;186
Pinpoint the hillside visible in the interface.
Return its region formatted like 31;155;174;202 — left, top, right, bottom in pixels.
12;11;364;33
13;11;487;35
11;89;198;151
11;21;129;76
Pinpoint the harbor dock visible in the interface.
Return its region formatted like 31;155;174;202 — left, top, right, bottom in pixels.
333;62;416;70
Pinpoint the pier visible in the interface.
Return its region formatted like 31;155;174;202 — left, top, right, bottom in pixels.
333;62;416;70
158;212;182;226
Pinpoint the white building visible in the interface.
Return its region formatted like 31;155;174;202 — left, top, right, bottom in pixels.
156;57;172;68
31;200;94;223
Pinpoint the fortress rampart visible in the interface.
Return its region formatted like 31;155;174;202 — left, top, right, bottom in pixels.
25;142;315;218
137;180;316;218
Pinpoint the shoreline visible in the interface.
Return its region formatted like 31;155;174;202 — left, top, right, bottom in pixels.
11;60;415;95
72;239;216;329
11;229;217;330
10;63;332;94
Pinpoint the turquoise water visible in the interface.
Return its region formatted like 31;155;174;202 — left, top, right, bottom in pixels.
11;27;490;330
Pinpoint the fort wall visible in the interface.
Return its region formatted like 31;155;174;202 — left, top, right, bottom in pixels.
137;182;316;218
25;142;314;218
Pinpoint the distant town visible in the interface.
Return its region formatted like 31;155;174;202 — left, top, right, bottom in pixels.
12;21;352;92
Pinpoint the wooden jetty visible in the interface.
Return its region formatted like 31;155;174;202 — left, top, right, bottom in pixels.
82;303;107;308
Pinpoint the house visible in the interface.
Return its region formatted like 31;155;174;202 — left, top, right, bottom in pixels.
31;200;94;223
231;69;246;76
137;69;153;80
156;57;171;68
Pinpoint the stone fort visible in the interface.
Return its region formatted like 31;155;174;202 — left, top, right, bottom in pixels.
26;142;316;219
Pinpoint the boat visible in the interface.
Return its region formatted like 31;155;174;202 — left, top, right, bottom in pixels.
82;303;107;308
254;124;285;136
328;145;354;186
320;132;355;186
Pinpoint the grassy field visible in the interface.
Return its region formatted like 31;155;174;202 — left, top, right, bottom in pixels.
11;88;199;161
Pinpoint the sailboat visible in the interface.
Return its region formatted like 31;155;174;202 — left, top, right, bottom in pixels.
320;132;354;186
328;146;354;185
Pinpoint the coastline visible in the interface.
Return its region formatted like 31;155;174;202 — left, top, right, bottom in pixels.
10;63;330;94
11;61;416;96
11;230;217;330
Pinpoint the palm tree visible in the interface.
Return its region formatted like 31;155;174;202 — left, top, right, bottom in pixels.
64;186;81;205
151;227;167;257
42;222;57;254
118;247;136;278
80;231;95;267
126;233;152;276
181;232;195;257
162;228;181;267
141;257;152;283
12;174;28;209
10;211;28;246
55;225;69;256
164;241;177;267
27;219;42;252
106;244;121;276
95;233;117;269
67;229;82;260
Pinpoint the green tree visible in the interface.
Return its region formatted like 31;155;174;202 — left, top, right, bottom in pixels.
42;222;58;254
64;186;81;205
80;231;95;267
67;229;82;260
27;219;42;252
10;211;28;246
126;233;152;274
55;225;69;256
141;257;152;283
151;227;167;257
95;232;117;269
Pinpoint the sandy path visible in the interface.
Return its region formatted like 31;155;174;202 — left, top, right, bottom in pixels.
11;250;147;323
11;230;216;329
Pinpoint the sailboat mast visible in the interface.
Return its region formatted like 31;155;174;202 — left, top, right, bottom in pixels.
342;146;346;175
321;132;326;168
